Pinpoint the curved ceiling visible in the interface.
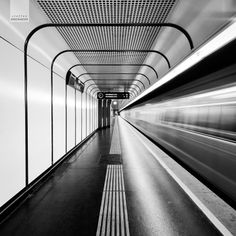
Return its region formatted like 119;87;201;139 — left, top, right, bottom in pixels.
35;0;235;107
36;0;177;100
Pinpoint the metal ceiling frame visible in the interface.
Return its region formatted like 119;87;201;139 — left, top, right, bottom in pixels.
66;72;148;88
24;23;194;186
51;49;171;79
86;83;141;95
82;78;146;89
77;72;150;86
77;72;151;85
68;63;159;80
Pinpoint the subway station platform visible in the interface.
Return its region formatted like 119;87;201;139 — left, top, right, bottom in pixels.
0;117;235;236
1;1;236;235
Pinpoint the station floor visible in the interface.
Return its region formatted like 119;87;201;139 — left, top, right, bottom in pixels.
0;117;235;236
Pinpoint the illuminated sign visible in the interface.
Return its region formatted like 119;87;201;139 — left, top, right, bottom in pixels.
97;92;130;99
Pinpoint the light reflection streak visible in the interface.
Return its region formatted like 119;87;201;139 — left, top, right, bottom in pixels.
121;19;236;110
118;118;178;235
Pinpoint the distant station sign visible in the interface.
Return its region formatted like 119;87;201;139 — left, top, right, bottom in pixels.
66;71;84;93
97;92;130;99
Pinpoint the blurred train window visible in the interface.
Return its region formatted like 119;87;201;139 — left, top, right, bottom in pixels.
182;109;189;125
176;109;183;123
162;110;166;122
185;108;198;126
207;106;221;130
220;104;236;132
155;111;161;123
197;106;209;128
165;109;176;123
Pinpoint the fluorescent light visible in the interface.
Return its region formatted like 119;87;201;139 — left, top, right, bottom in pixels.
213;93;236;99
193;86;236;99
121;20;236;111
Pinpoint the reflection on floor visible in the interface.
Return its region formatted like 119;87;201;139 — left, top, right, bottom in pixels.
0;117;235;236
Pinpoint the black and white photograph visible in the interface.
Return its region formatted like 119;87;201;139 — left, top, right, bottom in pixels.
0;0;236;235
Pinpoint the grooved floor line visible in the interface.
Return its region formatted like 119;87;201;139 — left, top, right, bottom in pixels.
96;165;130;236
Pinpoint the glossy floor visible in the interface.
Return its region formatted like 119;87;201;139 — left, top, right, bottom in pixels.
0;117;227;235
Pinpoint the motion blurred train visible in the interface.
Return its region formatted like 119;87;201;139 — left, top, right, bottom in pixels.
121;66;236;204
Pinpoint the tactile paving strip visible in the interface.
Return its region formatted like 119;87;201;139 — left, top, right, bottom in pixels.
96;165;129;236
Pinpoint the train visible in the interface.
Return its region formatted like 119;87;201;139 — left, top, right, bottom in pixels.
121;65;236;204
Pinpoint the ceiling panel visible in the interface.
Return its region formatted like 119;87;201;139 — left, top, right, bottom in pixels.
37;0;177;94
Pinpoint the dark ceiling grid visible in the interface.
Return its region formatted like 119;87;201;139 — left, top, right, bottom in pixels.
37;0;176;49
37;0;176;93
82;65;141;74
55;26;158;51
79;74;146;89
81;74;145;81
73;52;147;64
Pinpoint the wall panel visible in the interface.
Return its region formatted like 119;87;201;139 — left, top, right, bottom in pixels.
76;90;82;144
67;87;75;151
87;95;91;135
95;99;98;129
28;58;51;182
0;39;25;206
82;92;86;139
53;76;65;162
